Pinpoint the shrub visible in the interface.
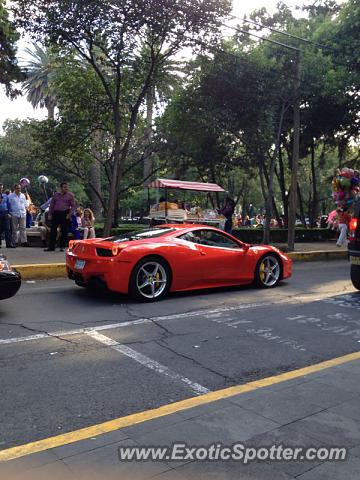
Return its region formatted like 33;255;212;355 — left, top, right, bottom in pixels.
232;228;337;244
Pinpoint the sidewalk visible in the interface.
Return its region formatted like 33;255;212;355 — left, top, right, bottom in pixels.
0;243;347;266
0;247;66;265
3;356;360;479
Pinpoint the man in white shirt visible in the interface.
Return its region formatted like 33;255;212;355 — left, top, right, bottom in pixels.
8;184;29;247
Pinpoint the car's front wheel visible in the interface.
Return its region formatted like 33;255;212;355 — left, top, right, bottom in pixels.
255;255;281;288
129;256;171;301
351;264;360;290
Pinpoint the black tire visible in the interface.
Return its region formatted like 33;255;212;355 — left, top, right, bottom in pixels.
351;264;360;290
254;254;282;288
129;256;171;302
75;280;86;288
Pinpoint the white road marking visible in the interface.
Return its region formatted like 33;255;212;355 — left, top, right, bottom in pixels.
88;331;210;396
245;327;307;351
322;294;360;310
286;313;360;340
0;302;271;346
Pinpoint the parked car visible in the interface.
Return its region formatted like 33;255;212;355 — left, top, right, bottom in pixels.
0;255;21;300
66;224;292;302
348;199;360;290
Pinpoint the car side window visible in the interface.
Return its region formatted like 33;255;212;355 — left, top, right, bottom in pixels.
179;231;202;244
179;230;240;249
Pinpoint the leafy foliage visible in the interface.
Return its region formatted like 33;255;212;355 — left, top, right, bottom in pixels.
0;0;23;96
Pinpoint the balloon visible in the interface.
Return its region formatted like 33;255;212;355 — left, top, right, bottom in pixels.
38;175;49;185
340;168;354;179
332;178;340;192
339;177;351;190
19;177;30;187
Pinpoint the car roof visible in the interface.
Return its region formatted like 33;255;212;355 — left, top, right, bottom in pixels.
160;223;220;233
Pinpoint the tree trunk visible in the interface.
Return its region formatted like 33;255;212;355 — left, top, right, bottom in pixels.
113;198;119;227
263;163;272;244
258;158;269;240
103;110;121;236
47;103;55;120
263;101;286;244
297;182;307;228
264;160;282;223
277;145;288;228
143;85;155;184
288;50;301;251
90;128;103;219
309;140;318;228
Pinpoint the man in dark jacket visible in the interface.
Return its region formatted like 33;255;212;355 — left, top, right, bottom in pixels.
218;197;235;234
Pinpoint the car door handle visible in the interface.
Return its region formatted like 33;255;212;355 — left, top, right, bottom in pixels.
200;250;206;256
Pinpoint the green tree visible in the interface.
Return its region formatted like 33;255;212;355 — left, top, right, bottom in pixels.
0;0;23;96
0;119;88;205
23;44;57;119
12;0;232;235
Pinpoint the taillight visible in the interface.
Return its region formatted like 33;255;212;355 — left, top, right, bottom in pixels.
68;240;77;251
350;218;359;238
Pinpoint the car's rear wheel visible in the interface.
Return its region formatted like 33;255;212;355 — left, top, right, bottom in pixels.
255;255;281;288
351;264;360;290
129;256;171;302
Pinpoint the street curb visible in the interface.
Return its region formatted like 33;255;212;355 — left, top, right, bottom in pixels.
13;250;347;280
287;250;348;262
14;263;67;280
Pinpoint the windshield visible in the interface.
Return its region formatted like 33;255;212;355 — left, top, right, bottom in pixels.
106;228;175;243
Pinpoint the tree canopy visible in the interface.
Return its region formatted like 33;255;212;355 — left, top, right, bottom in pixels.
0;0;23;96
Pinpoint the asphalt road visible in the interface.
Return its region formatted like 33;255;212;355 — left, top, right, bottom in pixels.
0;260;359;449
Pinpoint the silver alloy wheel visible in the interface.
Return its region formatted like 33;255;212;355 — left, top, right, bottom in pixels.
259;256;280;287
136;261;168;299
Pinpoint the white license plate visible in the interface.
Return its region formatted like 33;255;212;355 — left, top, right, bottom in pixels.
350;256;360;266
75;259;86;270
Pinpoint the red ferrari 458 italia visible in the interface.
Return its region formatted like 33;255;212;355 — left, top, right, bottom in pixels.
66;224;292;301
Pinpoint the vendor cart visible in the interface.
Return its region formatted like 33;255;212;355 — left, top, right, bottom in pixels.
147;178;226;228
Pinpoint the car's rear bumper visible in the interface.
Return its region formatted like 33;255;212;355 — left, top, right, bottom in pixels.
0;270;21;300
66;252;132;294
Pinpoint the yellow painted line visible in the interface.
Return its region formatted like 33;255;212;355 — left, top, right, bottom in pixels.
14;263;67;280
1;350;360;462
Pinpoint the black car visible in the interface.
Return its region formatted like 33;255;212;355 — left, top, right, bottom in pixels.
0;255;21;300
348;199;360;290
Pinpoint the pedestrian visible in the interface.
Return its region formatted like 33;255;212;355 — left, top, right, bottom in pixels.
35;207;51;247
218;197;235;234
45;182;76;252
336;207;351;247
8;184;29;247
0;184;15;248
82;208;96;239
69;207;83;240
25;192;36;228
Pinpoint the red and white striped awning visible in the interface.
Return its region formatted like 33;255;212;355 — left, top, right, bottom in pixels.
147;178;225;192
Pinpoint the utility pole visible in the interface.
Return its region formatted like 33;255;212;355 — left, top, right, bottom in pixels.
287;50;301;252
